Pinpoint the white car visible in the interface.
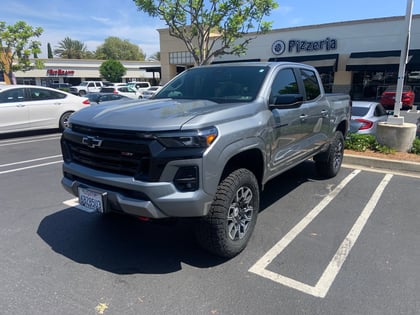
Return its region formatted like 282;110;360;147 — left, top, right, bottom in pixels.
0;85;90;134
142;86;163;99
99;86;141;99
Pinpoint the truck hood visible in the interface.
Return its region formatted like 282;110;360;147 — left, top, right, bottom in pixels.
69;98;247;131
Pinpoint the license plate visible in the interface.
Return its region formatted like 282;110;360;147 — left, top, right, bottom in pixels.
78;187;104;213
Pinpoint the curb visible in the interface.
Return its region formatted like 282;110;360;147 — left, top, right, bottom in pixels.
343;154;420;176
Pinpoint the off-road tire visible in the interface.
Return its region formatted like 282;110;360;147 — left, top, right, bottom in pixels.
195;168;259;258
314;131;344;178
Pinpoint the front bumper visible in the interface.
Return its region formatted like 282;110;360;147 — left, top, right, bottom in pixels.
62;162;214;219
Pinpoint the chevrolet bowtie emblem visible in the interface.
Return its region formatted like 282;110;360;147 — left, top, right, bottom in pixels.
82;136;103;148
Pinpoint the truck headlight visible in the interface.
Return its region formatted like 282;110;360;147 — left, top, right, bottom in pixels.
156;127;218;148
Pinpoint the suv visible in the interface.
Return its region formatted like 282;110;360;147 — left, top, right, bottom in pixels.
70;81;105;96
127;81;151;95
99;86;141;99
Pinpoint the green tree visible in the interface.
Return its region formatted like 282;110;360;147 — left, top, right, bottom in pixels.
133;0;277;65
0;21;43;84
47;43;53;58
148;51;160;61
54;37;87;59
99;59;127;82
95;37;145;60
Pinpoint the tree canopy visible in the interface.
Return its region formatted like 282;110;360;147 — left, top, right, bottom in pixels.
54;37;88;59
95;37;145;60
0;20;43;84
133;0;277;65
99;59;127;82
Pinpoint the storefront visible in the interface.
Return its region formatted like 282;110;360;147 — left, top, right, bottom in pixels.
158;14;420;103
11;59;161;86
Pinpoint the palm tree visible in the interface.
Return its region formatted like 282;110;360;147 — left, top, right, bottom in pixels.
54;37;87;59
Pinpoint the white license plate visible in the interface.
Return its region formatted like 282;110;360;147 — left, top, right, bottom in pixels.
78;187;104;213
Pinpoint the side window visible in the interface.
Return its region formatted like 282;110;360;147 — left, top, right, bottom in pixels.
300;69;321;101
270;68;299;104
29;88;66;100
88;82;95;87
0;88;26;103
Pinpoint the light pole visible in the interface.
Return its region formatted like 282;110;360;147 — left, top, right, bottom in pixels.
388;0;414;125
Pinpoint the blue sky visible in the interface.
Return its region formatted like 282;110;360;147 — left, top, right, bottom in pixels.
2;0;419;59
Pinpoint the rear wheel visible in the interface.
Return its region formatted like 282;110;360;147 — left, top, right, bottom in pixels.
314;131;344;178
195;168;259;258
79;90;86;96
59;111;73;131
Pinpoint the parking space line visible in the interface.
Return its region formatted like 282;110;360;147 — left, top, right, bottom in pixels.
0;160;62;175
249;171;392;298
0;155;62;168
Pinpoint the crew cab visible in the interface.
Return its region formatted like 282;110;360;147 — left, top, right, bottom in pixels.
60;62;351;258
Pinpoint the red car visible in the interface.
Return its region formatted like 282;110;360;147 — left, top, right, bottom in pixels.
380;85;415;110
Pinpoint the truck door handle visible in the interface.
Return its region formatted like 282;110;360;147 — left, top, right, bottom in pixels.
300;114;308;122
321;110;328;117
16;104;25;108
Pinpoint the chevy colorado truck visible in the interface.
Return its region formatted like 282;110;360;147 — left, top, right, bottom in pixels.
60;62;351;258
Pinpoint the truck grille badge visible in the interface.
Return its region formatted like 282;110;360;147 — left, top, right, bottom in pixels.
82;136;103;148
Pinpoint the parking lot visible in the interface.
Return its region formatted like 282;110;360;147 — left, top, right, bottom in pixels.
1;131;420;315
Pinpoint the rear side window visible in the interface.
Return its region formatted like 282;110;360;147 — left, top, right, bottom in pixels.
29;88;66;100
300;69;321;100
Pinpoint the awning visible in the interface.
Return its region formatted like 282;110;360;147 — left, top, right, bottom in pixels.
268;54;339;72
345;50;420;71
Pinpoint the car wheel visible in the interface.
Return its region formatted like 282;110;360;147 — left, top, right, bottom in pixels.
195;168;259;258
59;111;73;131
314;131;344;178
79;90;86;96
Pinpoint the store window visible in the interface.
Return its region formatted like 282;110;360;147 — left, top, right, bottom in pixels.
16;77;36;85
350;71;398;100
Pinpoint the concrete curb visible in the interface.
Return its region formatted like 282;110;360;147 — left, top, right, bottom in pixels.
343;154;420;176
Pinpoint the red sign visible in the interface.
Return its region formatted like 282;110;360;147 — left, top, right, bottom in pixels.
47;69;75;76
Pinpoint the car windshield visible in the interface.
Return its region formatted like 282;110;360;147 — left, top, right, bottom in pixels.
351;107;369;116
154;65;269;103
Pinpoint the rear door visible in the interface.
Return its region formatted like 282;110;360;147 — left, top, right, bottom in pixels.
298;68;330;152
27;87;65;129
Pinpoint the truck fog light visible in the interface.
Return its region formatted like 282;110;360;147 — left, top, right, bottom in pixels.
174;166;199;192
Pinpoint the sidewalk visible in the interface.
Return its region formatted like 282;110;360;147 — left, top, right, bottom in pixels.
343;153;420;177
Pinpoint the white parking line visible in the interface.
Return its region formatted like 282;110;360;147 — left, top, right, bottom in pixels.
0;155;62;168
0;160;62;174
0;135;60;147
249;171;392;298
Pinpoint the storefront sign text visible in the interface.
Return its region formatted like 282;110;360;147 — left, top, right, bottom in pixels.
272;37;337;55
47;69;75;76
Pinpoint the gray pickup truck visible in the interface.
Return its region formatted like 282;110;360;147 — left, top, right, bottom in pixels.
60;62;351;258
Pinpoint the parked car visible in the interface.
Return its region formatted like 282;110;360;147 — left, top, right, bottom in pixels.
0;85;90;134
85;93;131;104
379;85;415;110
142;86;162;99
99;86;141;99
127;81;151;93
349;101;388;134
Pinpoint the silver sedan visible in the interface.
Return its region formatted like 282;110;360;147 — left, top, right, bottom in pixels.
349;101;389;134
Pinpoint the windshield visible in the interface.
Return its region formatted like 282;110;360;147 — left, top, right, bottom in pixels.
154;65;269;103
79;82;89;87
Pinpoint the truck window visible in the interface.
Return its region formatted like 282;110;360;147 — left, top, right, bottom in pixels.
270;68;299;104
300;69;321;100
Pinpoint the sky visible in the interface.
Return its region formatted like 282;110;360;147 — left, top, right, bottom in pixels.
2;0;420;59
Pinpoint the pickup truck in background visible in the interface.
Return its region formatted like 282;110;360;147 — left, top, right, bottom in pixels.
60;62;351;258
69;81;105;96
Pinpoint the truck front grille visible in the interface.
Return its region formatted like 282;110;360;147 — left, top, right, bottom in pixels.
62;127;153;180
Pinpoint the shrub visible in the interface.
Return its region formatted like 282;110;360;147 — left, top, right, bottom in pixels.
345;133;395;154
411;137;420;155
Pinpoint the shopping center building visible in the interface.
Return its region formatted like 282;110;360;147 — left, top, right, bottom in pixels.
158;14;420;103
5;59;161;86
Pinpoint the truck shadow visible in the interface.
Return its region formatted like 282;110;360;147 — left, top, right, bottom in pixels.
37;160;325;275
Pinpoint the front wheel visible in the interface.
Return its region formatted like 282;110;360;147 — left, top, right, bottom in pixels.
195;168;259;258
314;131;344;178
